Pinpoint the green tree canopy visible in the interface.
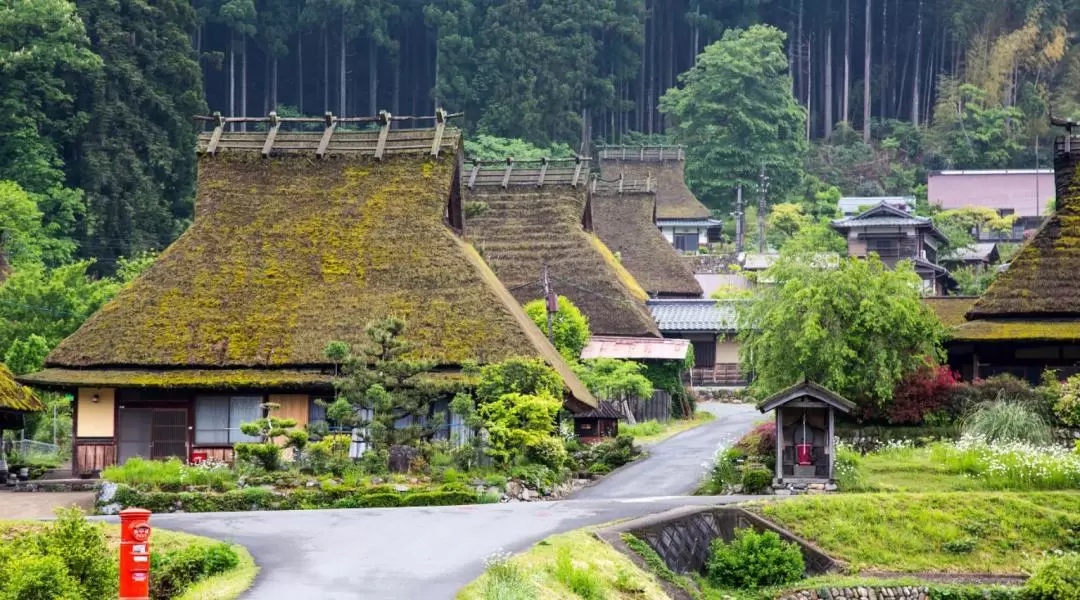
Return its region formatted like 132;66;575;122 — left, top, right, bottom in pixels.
524;295;590;361
571;358;653;401
739;254;946;406
660;25;807;212
463;134;576;162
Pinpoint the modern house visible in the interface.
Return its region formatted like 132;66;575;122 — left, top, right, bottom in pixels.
941;132;1080;383
598;146;721;252
19;114;595;476
464;159;660;338
589;178;704;299
831;202;954;295
838;196;914;216
928;169;1051;241
646;299;746;387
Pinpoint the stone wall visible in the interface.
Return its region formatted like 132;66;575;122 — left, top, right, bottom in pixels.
778;586;930;600
597;505;836;576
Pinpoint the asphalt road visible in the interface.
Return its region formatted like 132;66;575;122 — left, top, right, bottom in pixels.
571;401;762;499
143;402;763;599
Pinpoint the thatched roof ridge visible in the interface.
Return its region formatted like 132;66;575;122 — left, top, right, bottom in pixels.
39;127;595;408
591;192;703;297
965;141;1080;320
1;364;44;412
598;147;712;221
923;297;978;329
465;184;661;338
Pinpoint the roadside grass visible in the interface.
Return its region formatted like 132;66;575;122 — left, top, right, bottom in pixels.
844;440;1080;492
749;492;1080;574
457;530;670;600
699;575;1023;600
0;521;258;600
622;411;715;445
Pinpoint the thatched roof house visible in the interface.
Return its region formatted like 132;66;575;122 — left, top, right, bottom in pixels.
942;130;1080;382
1;363;44;430
590;185;703;299
20;114;595;475
464;159;660;338
598;146;720;252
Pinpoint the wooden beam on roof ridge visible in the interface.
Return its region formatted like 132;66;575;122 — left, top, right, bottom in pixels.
374;111;392;160
316;112;337;158
205;112;225;155
261;111;280;157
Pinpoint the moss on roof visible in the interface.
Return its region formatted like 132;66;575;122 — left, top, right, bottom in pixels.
598;158;712;220
40;129;595;408
591;192;703;297
465;186;660;337
950;319;1080;342
1;364;44;412
966;154;1080;319
19;368;335;390
923;297;978;329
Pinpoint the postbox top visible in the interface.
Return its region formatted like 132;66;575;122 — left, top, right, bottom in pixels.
120;508;152;519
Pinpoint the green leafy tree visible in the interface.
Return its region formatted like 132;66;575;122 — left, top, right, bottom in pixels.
739;254;946;405
660;25;807;212
524;295;590;361
571;358;653;424
475;358;564;404
326;318;445;466
476;391;562;466
0;181;61;268
464;134;576;161
933;206;1017;258
73;0;207;270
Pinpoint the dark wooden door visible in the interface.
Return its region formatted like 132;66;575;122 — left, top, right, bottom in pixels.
151;409;188;460
117;408;152;464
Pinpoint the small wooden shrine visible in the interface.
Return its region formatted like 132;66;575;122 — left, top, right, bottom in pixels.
758;380;855;484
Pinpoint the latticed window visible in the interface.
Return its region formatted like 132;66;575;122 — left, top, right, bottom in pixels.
194;396;262;444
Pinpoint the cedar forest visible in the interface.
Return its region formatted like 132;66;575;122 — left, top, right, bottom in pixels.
1;0;1080;376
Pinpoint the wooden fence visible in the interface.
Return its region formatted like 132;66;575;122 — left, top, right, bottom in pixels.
626;391;672;423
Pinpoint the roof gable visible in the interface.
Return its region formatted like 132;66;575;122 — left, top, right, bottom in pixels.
598;146;712;220
591;192;703;297
0;364;43;412
831;202;947;242
757;380;856;413
965;144;1080;319
42;127;594;407
465;181;660;338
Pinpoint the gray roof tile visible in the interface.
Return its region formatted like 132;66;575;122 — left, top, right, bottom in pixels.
647;299;740;332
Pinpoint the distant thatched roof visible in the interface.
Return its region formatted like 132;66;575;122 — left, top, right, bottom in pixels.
591;192;703;298
923;297;978;329
952;136;1080;343
465;176;660;338
34;122;594;409
598;146;712;221
1;364;43;412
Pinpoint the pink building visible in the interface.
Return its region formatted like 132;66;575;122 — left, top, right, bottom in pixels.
927;169;1054;217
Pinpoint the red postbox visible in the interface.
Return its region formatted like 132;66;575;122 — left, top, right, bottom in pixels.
119;508;153;600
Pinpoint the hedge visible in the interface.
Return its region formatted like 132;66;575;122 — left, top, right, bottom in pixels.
106;484;479;513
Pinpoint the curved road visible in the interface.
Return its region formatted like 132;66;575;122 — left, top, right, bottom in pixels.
571;402;761;499
143;401;761;599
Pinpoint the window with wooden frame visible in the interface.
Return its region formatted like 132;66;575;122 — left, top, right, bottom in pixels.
194;396;262;445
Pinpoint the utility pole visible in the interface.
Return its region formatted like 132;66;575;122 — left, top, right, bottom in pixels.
757;162;769;253
734;186;745;253
542;265;556;346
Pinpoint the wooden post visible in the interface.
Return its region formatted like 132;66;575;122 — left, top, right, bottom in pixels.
206;112;225;155
260;111;280;157
827;407;835;481
430;108;446;157
373;111;392;160
775;407;783;484
537;157;549;187
571;157;584;187
467;162;480;189
501;157;514;188
316;112;337;158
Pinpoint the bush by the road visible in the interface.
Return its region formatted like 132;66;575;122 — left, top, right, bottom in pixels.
706;528;804;589
1022;553;1080;600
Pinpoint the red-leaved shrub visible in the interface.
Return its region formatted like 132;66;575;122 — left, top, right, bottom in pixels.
886;364;960;424
735;421;776;457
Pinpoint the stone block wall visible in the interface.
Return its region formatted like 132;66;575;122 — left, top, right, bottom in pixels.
778;587;930;600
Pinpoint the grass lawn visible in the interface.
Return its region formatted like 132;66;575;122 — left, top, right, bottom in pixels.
456;529;670;600
621;411;715;445
0;521;258;600
750;492;1080;574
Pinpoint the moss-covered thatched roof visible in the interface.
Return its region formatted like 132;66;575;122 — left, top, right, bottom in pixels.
598;147;711;221
1;364;44;412
37;126;594;409
465;184;660;337
966;149;1080;320
923;297;978;329
591;192;703;298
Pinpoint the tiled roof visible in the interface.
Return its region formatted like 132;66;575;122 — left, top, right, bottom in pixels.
647;299;740;332
838;196;914;215
656;218;723;227
831;202;948;242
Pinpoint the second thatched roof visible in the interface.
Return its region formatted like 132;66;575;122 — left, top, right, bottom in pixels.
465;180;660;338
1;364;43;412
598;146;712;221
591;192;703;298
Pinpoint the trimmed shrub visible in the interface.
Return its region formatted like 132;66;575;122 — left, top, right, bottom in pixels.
234;442;283;471
525;436;569;471
741;468;774;494
886;364;960;424
150;542;240;599
1021;554;1080;600
400;491;477;507
360;493;403;508
706;528;804;589
735;421;776;457
0;552;82;600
